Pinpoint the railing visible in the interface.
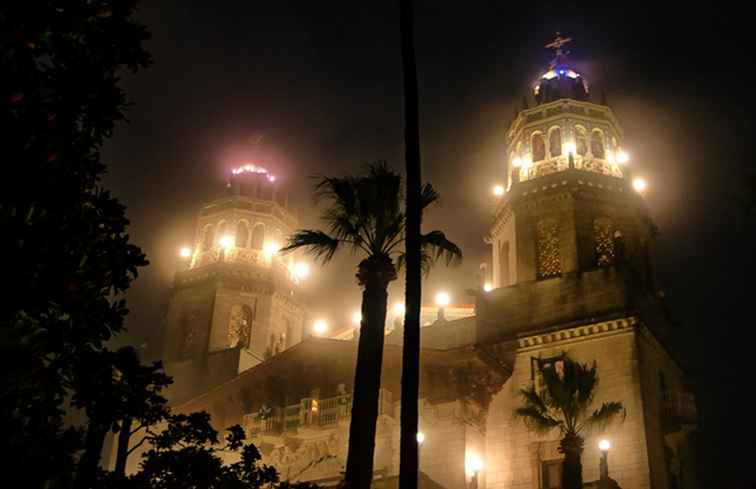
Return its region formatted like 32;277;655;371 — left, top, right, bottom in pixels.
243;389;394;437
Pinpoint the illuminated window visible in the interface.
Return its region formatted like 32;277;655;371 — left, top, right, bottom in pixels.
549;127;562;157
593;218;615;267
251;224;265;250
236;221;250;248
575;126;588;156
591;130;605;159
228;304;254;348
532;133;546;162
536;219;562;279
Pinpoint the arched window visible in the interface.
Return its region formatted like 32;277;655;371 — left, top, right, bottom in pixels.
228;304;253;348
548;127;562;157
236;220;250;248
251;224;265;250
532;133;546;162
200;224;215;251
575;126;588;156
216;221;228;245
593;218;615;267
591;130;605;159
536;219;562;279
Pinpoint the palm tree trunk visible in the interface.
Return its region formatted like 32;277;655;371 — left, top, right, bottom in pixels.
399;1;423;489
344;259;394;488
114;415;133;477
560;434;584;489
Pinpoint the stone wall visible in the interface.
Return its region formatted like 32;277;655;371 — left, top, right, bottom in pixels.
486;318;652;489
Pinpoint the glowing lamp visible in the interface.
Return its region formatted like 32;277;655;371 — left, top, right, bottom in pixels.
522;154;533;168
267;175;276;183
263;241;281;257
512;157;523;168
564;141;577;155
416;432;426;445
465;453;483;476
393;302;406;316
179;247;192;258
313;319;328;335
483;282;493;293
492;184;505;197
352;311;362;325
218;235;234;250
632;177;647;193
616;150;630;164
599;439;611;452
293;262;310;280
435;291;450;308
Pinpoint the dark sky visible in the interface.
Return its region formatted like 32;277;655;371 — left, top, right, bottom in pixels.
104;2;755;484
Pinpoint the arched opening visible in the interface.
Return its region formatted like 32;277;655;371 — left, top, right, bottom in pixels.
236;220;250;248
575;126;588;156
532;133;546;162
228;304;254;348
251;224;265;250
591;130;605;159
548;127;562;157
200;224;215;251
216;220;229;245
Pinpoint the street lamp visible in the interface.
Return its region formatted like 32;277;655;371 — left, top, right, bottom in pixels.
179;246;192;258
313;319;328;336
483;282;493;293
599;439;610;481
351;311;362;326
632;177;647;193
218;235;234;262
492;184;505;197
416;431;425;445
435;291;450;322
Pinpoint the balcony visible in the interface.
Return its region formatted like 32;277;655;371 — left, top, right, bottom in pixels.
661;390;697;432
243;389;394;437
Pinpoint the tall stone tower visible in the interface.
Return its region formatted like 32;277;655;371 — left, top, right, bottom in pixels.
479;37;698;489
163;165;308;402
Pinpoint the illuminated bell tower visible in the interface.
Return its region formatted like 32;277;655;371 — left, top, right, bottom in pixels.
481;38;697;489
483;35;655;321
163;165;308;402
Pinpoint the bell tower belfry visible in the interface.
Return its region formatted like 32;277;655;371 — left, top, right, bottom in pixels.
163;165;308;402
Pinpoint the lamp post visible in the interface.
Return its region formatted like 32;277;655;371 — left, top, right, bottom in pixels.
598;439;610;481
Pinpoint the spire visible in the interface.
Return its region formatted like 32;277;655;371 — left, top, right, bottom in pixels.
545;32;572;69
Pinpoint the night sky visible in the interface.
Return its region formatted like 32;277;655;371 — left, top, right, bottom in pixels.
104;2;755;485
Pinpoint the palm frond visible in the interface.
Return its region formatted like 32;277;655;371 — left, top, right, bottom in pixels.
419;183;440;210
580;401;626;433
280;230;340;264
420;230;462;266
514;405;563;434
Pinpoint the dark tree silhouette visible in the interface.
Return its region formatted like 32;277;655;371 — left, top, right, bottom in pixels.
282;163;460;488
97;411;320;489
70;346;171;484
516;354;626;489
1;2;150;487
398;1;423;489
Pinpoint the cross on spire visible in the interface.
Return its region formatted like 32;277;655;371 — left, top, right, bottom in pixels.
546;32;572;68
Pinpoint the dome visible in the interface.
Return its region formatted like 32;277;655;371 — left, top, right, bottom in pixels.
533;65;589;104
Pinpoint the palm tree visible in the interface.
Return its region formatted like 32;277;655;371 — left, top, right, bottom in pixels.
515;353;626;489
398;1;423;489
283;162;460;489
